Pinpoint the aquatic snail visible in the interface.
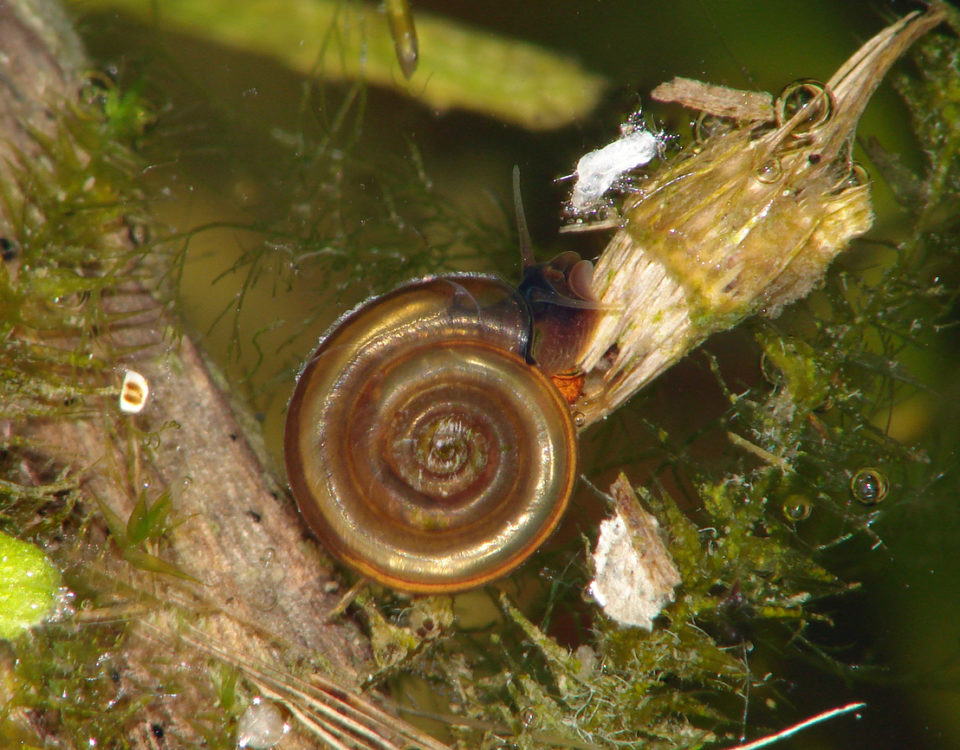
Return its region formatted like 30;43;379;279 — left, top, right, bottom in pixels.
285;8;943;593
284;243;599;593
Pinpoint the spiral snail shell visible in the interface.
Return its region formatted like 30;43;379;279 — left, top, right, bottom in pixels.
284;256;597;593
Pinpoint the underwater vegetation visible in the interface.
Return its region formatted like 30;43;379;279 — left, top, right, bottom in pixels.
1;1;959;748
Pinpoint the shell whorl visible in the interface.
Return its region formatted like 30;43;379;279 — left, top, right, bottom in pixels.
284;275;579;593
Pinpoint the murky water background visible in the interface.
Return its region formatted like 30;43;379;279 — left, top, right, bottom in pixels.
73;1;960;747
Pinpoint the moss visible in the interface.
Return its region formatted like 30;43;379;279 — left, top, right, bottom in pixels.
0;80;147;559
0;70;235;746
3;623;128;744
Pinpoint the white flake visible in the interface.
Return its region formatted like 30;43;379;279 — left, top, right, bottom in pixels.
569;121;661;214
589;477;681;629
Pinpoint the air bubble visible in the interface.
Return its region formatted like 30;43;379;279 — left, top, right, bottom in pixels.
694;112;734;142
754;157;783;184
781;495;812;522
520;706;538;728
831;161;870;193
850;468;888;505
51;290;91;311
776;79;834;134
236;697;290;749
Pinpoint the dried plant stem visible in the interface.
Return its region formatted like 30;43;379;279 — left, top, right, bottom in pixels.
576;8;945;428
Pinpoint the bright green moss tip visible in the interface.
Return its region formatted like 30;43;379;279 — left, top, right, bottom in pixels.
0;532;60;640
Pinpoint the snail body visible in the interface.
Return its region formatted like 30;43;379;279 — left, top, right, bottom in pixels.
285;261;596;593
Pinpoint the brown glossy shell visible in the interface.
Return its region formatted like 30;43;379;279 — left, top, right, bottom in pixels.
284;275;578;593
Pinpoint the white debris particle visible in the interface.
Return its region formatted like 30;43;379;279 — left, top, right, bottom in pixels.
569;119;661;214
119;370;149;414
589;475;681;630
236;697;290;749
